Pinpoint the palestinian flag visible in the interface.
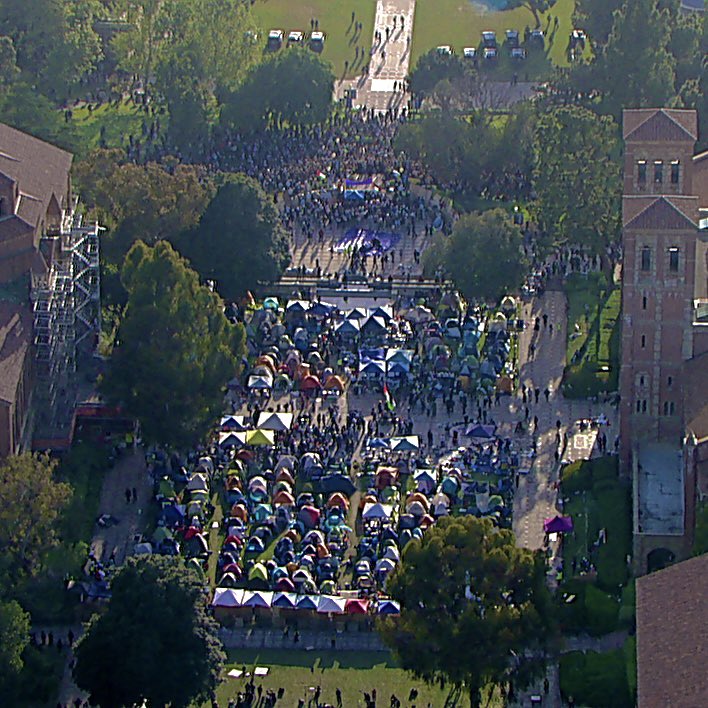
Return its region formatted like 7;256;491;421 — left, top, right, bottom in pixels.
383;383;396;412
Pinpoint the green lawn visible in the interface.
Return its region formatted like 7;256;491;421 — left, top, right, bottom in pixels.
563;273;621;399
411;0;579;77
251;0;377;77
560;457;631;592
211;649;494;707
69;100;149;155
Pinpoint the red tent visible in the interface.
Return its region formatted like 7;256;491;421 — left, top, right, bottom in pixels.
345;598;369;615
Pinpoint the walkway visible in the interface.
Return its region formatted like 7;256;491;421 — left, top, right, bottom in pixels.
337;0;416;115
219;626;386;652
90;446;152;564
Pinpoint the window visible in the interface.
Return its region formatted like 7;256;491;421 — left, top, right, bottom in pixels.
640;375;645;386
641;247;652;271
670;160;680;185
663;401;669;415
637;160;647;184
642;295;647;310
668;376;673;387
642;400;648;413
670;402;675;415
654;160;663;184
641;334;646;348
636;400;642;413
669;247;679;273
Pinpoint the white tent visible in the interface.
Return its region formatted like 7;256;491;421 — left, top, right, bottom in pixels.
316;595;346;614
256;412;294;431
220;415;248;431
219;431;246;448
186;473;209;492
241;590;274;608
248;374;273;389
212;588;245;608
362;502;394;520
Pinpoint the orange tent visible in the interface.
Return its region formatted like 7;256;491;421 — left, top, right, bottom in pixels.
327;492;349;509
324;375;345;391
273;490;295;506
230;504;248;522
405;492;429;507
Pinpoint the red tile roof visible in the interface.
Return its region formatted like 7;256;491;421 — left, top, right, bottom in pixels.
623;195;698;229
636;553;708;708
623;109;698;142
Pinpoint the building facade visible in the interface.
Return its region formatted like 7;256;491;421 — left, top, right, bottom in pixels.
619;109;708;574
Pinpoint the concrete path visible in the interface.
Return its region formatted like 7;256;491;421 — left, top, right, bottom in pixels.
337;0;416;115
219;626;387;652
90;447;152;564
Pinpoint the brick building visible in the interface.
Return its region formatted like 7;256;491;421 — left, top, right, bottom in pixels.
619;108;708;573
0;123;100;458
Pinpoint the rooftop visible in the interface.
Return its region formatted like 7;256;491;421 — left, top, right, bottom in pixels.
636;442;684;536
0;300;32;404
636;553;708;708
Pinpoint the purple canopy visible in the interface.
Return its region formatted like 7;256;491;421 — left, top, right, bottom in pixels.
543;515;574;534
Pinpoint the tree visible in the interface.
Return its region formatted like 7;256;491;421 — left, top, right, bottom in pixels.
409;49;470;102
380;516;554;707
101;241;245;448
0;453;72;583
0;600;30;681
222;49;334;130
599;0;676;116
533;105;621;261
426;209;527;303
506;0;556;29
573;0;623;49
74;556;225;708
178;175;290;299
0;36;19;84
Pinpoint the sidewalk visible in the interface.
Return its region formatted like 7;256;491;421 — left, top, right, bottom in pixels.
219;626;387;652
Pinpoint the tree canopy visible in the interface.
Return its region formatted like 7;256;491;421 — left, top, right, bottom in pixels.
425;209;528;303
178;175;290;299
101;240;245;448
409;50;471;102
505;0;556;28
0;453;72;584
533;105;621;257
73;555;225;708
380;516;554;707
0;600;30;681
222;49;335;130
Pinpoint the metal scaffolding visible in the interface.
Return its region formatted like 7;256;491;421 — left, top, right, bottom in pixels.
30;203;100;431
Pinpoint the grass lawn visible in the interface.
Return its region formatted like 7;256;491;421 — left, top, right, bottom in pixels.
411;0;579;77
68;100;149;155
251;0;377;77
561;457;631;592
211;649;493;707
562;273;621;399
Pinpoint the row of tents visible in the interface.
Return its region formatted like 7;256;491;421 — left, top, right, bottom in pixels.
211;588;400;616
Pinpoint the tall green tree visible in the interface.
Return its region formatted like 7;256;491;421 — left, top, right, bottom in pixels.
0;35;19;84
599;0;676;116
573;0;623;49
425;209;527;303
533;105;621;260
409;49;470;102
178;175;290;299
74;556;225;708
0;453;72;583
380;516;554;707
0;600;30;682
506;0;556;29
101;240;245;448
222;49;334;130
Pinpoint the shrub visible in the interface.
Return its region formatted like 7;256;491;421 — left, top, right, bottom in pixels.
560;650;632;708
584;584;620;636
561;460;592;494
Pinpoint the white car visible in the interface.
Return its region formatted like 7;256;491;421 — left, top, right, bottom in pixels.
267;29;283;49
463;47;477;60
288;31;304;45
436;45;453;56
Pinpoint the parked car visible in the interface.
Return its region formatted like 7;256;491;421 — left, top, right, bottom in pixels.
529;29;545;47
511;47;526;60
310;31;325;51
288;30;304;45
267;29;283;50
436;45;453;56
505;29;520;48
483;46;498;61
481;31;497;48
463;47;477;60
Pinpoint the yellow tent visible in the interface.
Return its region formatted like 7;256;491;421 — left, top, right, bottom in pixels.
246;429;275;446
